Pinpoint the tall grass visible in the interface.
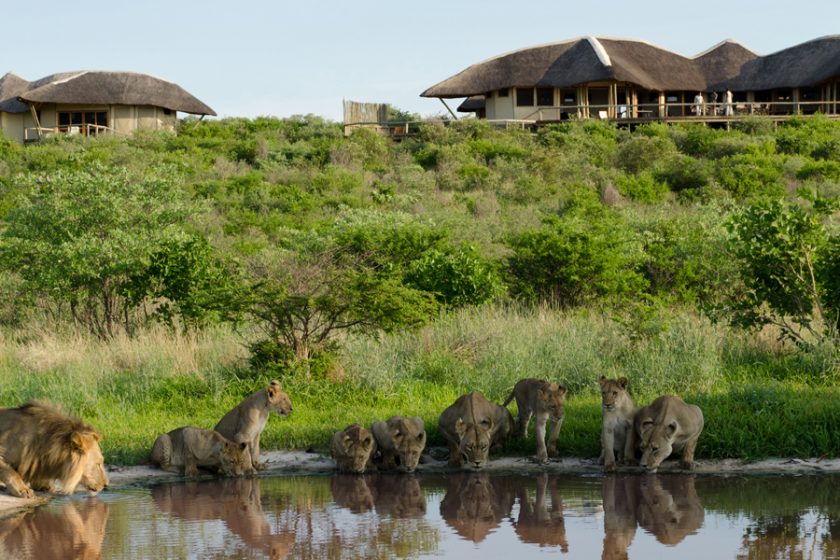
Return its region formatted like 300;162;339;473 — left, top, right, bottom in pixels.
1;304;838;464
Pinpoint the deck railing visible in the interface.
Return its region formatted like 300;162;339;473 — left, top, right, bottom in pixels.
522;100;839;122
24;124;114;142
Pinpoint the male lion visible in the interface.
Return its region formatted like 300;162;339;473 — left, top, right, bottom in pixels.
150;426;251;477
330;424;377;473
371;416;426;472
214;380;292;471
634;395;704;472
438;391;513;469
503;378;567;464
598;376;637;472
0;401;108;499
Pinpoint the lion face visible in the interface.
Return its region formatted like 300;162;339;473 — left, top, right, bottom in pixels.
599;376;630;411
455;419;493;469
342;431;376;474
638;421;676;471
267;380;293;417
539;384;567;421
219;440;251;476
77;432;109;494
391;420;426;473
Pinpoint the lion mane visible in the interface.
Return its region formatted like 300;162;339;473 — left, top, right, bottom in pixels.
0;401;107;497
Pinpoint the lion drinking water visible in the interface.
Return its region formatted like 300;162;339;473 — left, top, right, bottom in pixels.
438;391;513;469
0;401;108;498
150;427;252;477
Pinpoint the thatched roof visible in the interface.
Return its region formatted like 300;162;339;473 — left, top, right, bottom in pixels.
0;72;30;113
720;35;840;91
457;95;485;112
422;35;839;97
0;71;216;116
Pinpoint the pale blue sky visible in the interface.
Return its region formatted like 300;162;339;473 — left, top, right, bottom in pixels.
5;0;838;121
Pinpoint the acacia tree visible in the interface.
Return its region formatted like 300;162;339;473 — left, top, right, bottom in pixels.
0;164;204;337
245;247;437;369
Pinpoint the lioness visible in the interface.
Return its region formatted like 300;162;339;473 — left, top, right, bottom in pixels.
503;378;567;464
330;424;377;473
634;395;704;471
150;427;251;477
214;380;293;471
371;416;426;472
438;391;513;469
598;376;637;472
0;401;109;499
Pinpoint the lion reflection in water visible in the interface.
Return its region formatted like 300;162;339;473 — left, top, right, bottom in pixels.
439;473;515;543
152;478;295;560
512;473;568;551
0;498;108;560
330;474;426;518
601;475;704;560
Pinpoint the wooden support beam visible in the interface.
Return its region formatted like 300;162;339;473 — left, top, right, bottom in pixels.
438;98;458;120
28;103;42;139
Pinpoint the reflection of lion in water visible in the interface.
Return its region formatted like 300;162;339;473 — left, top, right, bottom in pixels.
0;401;109;498
0;497;109;559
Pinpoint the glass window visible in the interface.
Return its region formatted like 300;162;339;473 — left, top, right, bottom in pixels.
536;87;554;106
516;87;534;107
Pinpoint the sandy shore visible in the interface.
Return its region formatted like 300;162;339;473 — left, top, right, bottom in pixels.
3;450;840;517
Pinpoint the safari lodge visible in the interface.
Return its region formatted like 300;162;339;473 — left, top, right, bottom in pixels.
0;71;216;143
422;35;840;125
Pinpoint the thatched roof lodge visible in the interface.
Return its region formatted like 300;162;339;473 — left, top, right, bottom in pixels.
422;36;840;122
0;70;216;143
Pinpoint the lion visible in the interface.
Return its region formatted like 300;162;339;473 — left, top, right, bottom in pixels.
634;395;704;472
439;473;515;543
150;427;252;477
598;376;637;472
0;401;109;499
438;391;513;469
371;416;426;472
503;378;567;464
214;380;293;471
330;424;377;473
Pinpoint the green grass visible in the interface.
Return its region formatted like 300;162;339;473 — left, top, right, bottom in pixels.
0;305;838;465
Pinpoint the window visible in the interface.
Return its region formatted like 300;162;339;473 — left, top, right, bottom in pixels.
561;90;577;105
57;110;108;135
498;88;509;97
516;87;534;107
536;87;554;106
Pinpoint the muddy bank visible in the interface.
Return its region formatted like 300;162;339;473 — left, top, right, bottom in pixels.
3;450;840;518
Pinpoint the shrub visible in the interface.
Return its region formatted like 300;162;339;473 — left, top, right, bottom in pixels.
613;171;669;203
715;152;786;199
615;134;676;174
654;154;711;192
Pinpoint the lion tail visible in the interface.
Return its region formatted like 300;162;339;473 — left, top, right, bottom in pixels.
502;388;515;408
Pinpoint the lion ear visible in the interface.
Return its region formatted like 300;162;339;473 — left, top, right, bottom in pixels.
598;376;607;386
618;377;628;389
455;418;466;438
267;380;282;398
557;385;568;397
667;421;678;434
69;432;88;453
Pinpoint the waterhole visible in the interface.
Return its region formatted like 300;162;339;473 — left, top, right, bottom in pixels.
1;473;839;559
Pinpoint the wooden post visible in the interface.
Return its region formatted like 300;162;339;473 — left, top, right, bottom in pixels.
438;98;458;120
28;103;42;139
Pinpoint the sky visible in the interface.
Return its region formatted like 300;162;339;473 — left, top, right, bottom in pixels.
4;0;838;121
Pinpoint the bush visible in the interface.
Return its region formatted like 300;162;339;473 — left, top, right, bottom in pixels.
506;213;647;306
715;152;786;199
615;134;676;174
404;245;503;307
613;171;669;203
654;154;711;193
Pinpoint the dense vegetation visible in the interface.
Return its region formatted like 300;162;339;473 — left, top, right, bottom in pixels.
1;115;840;464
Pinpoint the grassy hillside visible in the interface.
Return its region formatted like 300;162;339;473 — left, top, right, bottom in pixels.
1;115;840;463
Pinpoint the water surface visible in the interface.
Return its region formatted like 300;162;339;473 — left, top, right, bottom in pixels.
1;472;839;559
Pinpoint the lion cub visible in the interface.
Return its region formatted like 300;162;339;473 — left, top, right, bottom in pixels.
214;380;293;471
150;427;251;477
503;379;567;464
330;424;377;473
598;376;637;471
372;416;427;472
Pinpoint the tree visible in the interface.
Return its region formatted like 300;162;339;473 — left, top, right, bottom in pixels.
245;247;437;370
726;196;840;345
0;164;202;337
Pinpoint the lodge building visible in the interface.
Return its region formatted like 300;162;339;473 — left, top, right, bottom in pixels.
421;36;840;122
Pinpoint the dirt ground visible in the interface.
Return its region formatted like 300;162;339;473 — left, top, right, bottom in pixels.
3;450;840;518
